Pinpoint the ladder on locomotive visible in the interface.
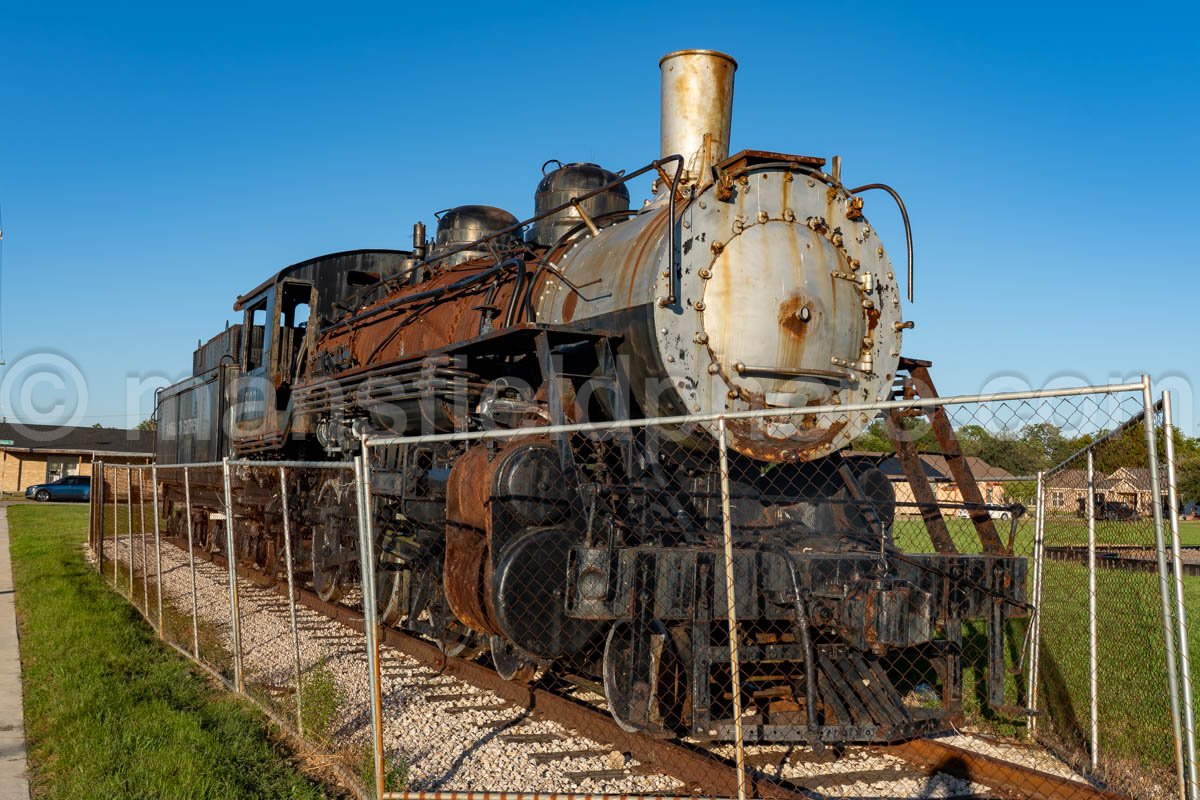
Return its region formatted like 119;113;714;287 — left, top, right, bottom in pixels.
887;356;1007;557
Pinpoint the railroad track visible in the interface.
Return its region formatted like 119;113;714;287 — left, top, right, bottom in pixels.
156;535;1126;800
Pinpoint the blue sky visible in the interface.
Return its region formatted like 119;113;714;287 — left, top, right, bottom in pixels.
1;1;1197;431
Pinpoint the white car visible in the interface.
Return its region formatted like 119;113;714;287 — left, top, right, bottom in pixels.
954;506;1020;520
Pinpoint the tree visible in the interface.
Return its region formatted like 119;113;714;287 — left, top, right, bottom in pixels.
136;418;157;433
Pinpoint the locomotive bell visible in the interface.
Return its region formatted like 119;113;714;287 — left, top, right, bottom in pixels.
529;161;631;247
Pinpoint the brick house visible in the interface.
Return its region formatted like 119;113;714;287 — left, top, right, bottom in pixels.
0;422;153;493
1044;466;1167;516
847;451;1016;516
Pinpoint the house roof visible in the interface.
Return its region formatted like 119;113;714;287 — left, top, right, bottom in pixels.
0;422;153;456
843;451;1013;482
1045;466;1165;492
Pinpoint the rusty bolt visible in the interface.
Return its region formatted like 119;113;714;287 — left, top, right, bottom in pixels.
666;354;675;362
784;208;796;222
876;246;885;258
894;320;915;331
698;268;712;280
707;363;720;374
711;240;724;255
783;172;794;183
727;387;741;399
737;175;749;185
862;337;874;348
831;229;844;247
693;332;709;344
757;210;769;223
699;201;707;209
849;257;861;271
807;179;816;187
682;219;690;229
862;299;875;309
694;300;706;311
846;196;864;220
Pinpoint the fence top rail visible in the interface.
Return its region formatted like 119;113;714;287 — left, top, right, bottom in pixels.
125;459;357;471
363;380;1147;449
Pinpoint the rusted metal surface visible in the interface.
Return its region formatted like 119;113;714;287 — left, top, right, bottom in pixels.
659;49;737;181
883;738;1132;800
444;444;501;634
313;260;524;382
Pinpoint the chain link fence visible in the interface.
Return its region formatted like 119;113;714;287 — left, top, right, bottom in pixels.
87;380;1196;800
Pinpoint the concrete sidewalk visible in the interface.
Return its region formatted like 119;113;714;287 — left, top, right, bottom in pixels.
0;507;30;799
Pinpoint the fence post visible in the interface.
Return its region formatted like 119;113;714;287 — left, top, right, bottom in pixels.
222;457;244;693
1142;375;1187;800
279;465;304;736
1086;450;1099;772
112;464;119;586
716;417;747;800
139;468;149;613
126;466;134;598
1164;390;1199;799
184;467;201;660
95;461;105;574
152;465;163;637
1028;470;1046;734
355;448;386;800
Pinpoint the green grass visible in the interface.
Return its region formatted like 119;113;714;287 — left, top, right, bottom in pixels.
9;504;332;800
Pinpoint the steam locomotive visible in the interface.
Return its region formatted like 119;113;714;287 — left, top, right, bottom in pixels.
154;50;1027;745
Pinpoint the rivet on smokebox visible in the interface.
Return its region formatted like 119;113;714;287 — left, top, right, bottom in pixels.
757;210;769;223
710;240;724;255
694;300;706;311
698;268;712;280
707;363;720;374
784;209;796;222
694;332;709;344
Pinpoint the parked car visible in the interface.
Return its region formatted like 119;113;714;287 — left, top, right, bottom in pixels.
24;475;91;502
954;504;1024;520
1075;498;1140;521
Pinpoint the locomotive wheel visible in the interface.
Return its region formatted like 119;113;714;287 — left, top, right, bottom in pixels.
311;479;352;604
602;620;689;735
490;635;537;683
376;560;409;626
311;517;345;603
251;531;279;587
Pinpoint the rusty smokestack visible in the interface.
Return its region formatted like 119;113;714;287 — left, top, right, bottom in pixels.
659;49;737;183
